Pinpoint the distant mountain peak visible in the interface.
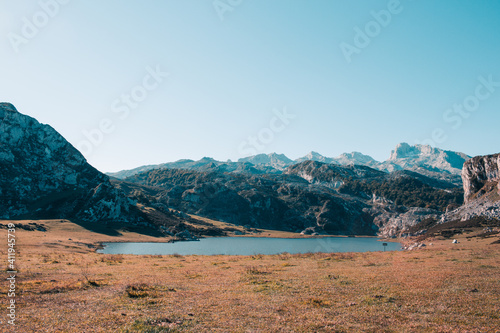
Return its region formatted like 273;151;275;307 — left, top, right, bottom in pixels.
389;142;435;160
336;151;377;163
383;143;470;179
237;153;293;170
306;151;323;157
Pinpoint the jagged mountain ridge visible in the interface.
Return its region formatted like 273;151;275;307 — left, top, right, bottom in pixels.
107;144;471;185
238;153;293;170
109;157;282;180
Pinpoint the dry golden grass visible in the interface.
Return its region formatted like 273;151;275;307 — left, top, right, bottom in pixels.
1;220;499;332
187;214;311;239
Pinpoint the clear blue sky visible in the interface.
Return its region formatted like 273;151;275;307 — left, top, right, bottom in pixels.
1;0;499;172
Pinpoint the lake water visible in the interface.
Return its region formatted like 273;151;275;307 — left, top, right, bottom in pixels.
98;237;401;255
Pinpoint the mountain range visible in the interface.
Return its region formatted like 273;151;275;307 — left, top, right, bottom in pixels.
1;102;498;238
107;143;470;186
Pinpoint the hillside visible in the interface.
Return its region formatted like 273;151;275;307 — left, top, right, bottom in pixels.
122;168;376;235
120;160;465;237
0;103;136;223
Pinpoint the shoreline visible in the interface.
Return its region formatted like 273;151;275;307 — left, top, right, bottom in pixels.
1;219;397;254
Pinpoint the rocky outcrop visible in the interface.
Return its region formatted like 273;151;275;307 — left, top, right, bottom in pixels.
285;160;385;189
442;197;500;223
368;206;441;238
435;153;500;225
462;154;500;203
0;103;142;222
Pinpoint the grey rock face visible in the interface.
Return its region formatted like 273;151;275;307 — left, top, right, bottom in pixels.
368;206;440;238
437;153;500;224
462;154;500;203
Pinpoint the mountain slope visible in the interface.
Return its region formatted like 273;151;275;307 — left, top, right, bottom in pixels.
0;103;176;228
108;157;282;179
287;161;463;211
123;167;377;235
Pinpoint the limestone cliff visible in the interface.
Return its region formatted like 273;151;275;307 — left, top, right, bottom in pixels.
438;153;500;224
462;153;500;203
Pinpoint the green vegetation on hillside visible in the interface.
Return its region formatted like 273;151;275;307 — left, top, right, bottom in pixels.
339;176;463;211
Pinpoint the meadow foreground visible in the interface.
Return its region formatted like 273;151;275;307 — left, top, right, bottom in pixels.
1;220;499;332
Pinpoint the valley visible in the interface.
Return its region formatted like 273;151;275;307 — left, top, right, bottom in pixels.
1;102;499;332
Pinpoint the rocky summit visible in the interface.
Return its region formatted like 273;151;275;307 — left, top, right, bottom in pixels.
0;103;146;223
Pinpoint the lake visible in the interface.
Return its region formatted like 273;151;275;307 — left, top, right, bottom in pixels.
98;237;401;255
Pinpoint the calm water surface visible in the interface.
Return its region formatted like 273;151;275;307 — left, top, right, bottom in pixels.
98;237;400;255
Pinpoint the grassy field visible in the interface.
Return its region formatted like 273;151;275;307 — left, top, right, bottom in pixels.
1;220;499;332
